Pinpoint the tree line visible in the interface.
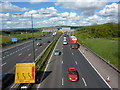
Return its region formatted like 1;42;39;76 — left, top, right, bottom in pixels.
76;23;120;39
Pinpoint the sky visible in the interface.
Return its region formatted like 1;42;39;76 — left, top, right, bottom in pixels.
0;0;119;29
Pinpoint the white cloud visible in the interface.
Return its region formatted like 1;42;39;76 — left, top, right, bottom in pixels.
29;0;49;4
98;3;118;17
0;13;10;21
59;12;69;18
69;12;77;17
55;0;107;16
39;7;57;14
1;2;119;29
0;2;29;12
21;7;58;19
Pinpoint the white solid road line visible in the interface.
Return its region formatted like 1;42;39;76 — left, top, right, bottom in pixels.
75;61;77;65
78;49;112;89
62;78;64;85
10;53;12;55
82;77;87;87
1;63;6;66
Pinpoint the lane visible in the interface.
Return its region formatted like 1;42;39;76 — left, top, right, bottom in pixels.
2;34;58;74
2;36;50;59
36;34;111;89
62;40;85;88
63;35;110;88
38;34;63;88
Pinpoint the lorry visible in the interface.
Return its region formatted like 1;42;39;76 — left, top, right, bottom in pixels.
70;36;79;49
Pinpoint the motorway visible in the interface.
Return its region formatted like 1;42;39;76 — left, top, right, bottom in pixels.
1;33;60;89
37;35;111;89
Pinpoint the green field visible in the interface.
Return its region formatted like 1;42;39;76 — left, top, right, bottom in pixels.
75;32;119;69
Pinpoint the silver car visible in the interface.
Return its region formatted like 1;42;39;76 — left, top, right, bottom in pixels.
54;49;61;56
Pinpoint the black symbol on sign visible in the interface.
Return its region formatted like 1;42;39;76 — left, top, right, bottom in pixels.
22;73;26;79
28;73;31;79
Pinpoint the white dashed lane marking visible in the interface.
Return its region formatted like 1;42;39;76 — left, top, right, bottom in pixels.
62;61;63;64
75;61;77;65
82;77;87;87
28;54;31;56
18;53;22;56
62;78;64;85
1;63;6;66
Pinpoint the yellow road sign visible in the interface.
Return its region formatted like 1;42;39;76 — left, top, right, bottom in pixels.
15;63;35;83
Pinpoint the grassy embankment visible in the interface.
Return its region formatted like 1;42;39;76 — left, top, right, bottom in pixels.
73;23;119;69
2;32;50;46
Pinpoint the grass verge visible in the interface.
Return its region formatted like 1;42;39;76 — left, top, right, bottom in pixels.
75;32;119;69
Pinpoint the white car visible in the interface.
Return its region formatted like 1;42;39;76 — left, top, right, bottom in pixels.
37;43;42;46
63;41;67;45
63;39;67;41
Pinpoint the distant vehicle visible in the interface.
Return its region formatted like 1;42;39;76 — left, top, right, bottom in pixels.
63;37;67;41
70;36;79;49
35;38;38;40
63;39;67;42
37;42;42;46
54;49;61;56
63;37;66;39
39;38;42;40
52;32;56;36
68;67;79;82
63;41;67;45
47;41;51;43
64;32;68;36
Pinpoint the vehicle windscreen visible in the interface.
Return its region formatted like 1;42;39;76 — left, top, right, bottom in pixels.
72;43;78;45
55;50;59;53
69;71;77;75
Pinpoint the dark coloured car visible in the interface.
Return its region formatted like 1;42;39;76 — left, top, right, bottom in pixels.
47;41;51;43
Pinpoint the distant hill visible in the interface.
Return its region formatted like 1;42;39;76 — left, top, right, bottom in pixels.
76;22;120;38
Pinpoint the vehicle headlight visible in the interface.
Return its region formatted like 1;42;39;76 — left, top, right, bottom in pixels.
70;78;72;80
75;78;77;80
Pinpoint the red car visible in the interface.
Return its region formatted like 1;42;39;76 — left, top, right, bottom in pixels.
68;67;78;82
